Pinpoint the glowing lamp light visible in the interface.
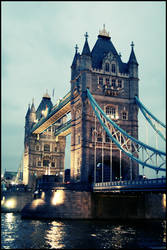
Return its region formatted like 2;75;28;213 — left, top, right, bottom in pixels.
5;199;17;209
51;190;65;206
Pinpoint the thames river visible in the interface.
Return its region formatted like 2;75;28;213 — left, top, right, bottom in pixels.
1;213;166;249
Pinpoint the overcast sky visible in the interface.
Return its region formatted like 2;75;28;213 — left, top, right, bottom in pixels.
2;1;166;178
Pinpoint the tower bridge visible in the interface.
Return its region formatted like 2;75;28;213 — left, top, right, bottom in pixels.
19;26;166;219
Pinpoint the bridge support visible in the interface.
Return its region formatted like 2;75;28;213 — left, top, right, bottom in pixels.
21;189;166;219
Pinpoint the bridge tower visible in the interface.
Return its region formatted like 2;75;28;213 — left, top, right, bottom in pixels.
70;26;139;183
23;92;66;189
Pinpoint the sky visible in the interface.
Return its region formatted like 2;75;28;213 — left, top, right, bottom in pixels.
2;1;166;178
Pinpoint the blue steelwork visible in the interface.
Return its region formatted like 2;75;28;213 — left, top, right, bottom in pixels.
135;96;166;141
87;89;166;172
93;178;166;192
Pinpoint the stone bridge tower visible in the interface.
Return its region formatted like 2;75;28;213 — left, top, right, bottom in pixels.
70;26;139;183
23;92;66;189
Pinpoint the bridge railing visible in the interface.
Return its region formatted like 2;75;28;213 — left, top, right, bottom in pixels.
94;178;166;187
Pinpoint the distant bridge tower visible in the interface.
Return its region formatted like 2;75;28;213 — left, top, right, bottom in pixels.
23;92;66;189
70;26;139;183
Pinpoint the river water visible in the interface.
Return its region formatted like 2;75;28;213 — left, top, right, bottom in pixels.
1;213;166;249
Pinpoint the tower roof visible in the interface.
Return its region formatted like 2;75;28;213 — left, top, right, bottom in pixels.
91;29;128;73
128;41;138;65
25;104;31;118
36;95;53;120
82;32;91;56
71;44;80;67
30;99;36;113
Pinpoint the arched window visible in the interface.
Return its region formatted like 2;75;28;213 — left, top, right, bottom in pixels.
111;63;116;73
105;63;110;72
44;144;50;152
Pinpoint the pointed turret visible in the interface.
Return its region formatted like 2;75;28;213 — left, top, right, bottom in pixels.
71;44;80;68
25;104;31;119
80;32;92;71
29;98;36;124
81;32;91;56
128;41;138;65
128;42;138;78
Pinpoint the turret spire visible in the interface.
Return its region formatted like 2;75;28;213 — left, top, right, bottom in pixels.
128;41;138;65
81;32;91;56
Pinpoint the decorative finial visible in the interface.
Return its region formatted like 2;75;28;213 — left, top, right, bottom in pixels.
32;97;34;104
75;44;78;53
99;24;110;37
131;41;134;49
84;32;88;40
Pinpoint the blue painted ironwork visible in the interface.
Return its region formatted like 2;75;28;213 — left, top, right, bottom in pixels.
87;89;166;173
135;96;166;141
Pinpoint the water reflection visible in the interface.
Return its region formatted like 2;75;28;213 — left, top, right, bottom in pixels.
45;221;65;249
1;214;166;249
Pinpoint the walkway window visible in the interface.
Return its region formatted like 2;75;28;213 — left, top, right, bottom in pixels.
105;63;110;72
111;63;116;73
44;144;50;152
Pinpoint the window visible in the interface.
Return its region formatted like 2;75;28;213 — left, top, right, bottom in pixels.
111;63;116;73
78;135;80;144
122;112;128;120
43;160;49;166
106;106;116;118
105;63;110;72
38;161;41;166
51;162;55;167
48;127;51;132
118;80;122;88
111;79;116;88
44;144;50;152
105;133;110;142
36;145;39;151
55;147;57;152
99;77;103;85
106;78;110;85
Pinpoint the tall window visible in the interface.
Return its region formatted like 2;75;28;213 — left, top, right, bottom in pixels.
44;144;50;152
111;63;116;73
106;106;116;118
38;161;41;166
111;79;116;88
118;80;122;88
106;78;110;85
122;112;128;120
99;77;103;85
105;63;110;72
